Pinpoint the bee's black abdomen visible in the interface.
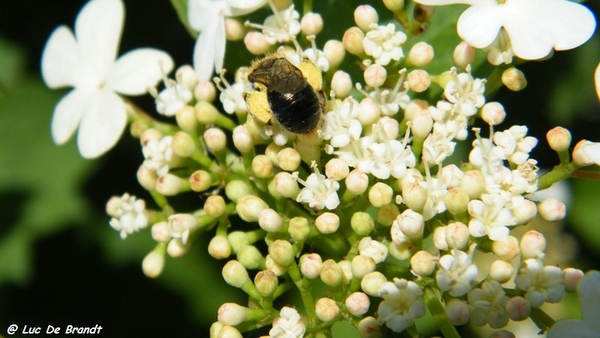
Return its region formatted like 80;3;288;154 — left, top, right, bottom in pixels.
268;86;322;134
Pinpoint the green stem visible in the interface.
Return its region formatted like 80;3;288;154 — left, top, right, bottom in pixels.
537;163;576;190
530;307;556;333
423;286;461;338
287;260;316;318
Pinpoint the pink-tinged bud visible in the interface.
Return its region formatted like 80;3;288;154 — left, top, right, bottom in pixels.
410;250;436;276
244;31;271;55
300;253;323;279
502;67;527;91
320;259;344;287
176;106;197;133
225;179;251;202
218;303;247;325
288;217;310;242
546;127;572;153
480;102;506;126
254;270;278;297
156;174;184;196
408;42;434;67
364;63;387;88
222;260;250;288
315;297;340;323
357;316;381;338
361;271;387;296
204;128;227;153
573;139;600;167
492;236;520;261
277;147;301;171
301;12;323;35
563;268;584;292
236;195;268;222
368;182;393;207
453;41;476;69
354;5;378;31
538;198;566;221
142;248;165;278
224;18;245;41
506;296;531;321
343;27;365;55
272;172;299;198
195;101;219;124
252;155;273;178
512;198;537;224
331;70;353;98
445;299;470;325
489;259;514;283
345;169;369;195
520;230;546;259
345;292;370;316
232;125;254;154
325;158;350;181
208;235;232;259
315;212;340;234
323;39;346;69
151;221;170;243
407;69;431;93
194;81;216;102
190;170;212;192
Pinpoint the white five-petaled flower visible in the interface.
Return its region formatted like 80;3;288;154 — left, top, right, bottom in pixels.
436;244;479;297
41;0;174;158
444;68;486;117
106;193;149;239
412;0;596;60
467;280;510;328
548;270;600;338
188;0;266;81
377;278;426;333
294;162;340;210
515;258;566;308
363;23;407;66
321;97;363;148
142;136;177;176
468;192;516;241
269;306;306;338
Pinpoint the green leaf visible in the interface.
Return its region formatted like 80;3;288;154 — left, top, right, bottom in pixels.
568;177;600;255
169;0;198;38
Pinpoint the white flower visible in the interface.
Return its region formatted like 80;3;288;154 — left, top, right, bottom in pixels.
573;140;600;167
548;271;600;338
436;244;479;297
377;278;426;333
107;193;149;239
270;306;306;338
294;162;340;210
515;258;566;308
413;0;596;60
321;97;362;148
363;23;407;65
255;5;301;45
358;237;389;264
153;80;193;117
214;70;248;115
444;67;486;117
467;280;509;328
188;0;266;81
468;193;516;241
142;136;176;176
493;125;538;165
41;0;174;158
167;214;199;245
484;29;514;65
364;72;410;116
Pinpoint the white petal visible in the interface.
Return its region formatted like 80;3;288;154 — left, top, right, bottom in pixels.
457;4;503;49
106;48;174;95
188;0;225;31
77;90;127;158
193;16;225;81
41;26;79;88
548;320;600;338
225;0;266;16
51;89;90;145
75;0;124;77
579;271;600;324
413;0;478;5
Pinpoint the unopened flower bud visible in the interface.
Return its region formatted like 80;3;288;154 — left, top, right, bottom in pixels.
538;198;566;221
315;212;340;234
323;40;346;69
357;97;380;126
216;325;242;338
222;260;250;288
383;0;404;11
433;226;448;251
351;211;375;236
315;297;340;323
506;296;531;321
407;69;432;93
300;253;323;279
277;147;301;171
354;5;378;32
546;127;572;152
244;31;271;55
361;271;387;297
331;70;352;98
358;237;388;264
224;18;245;41
225;179;251;202
195;101;220;124
489;259;514;283
270;172;298;199
410;108;433;139
320;259;344;287
377;116;399;140
137;165;157;190
492;235;520;261
204;195;226;218
481;102;506;126
502;67;527;91
351;255;376;279
402;182;427;211
142;248;165;278
573;140;600;166
345;169;369;195
255;270;278;297
407;42;434;67
140;128;163;147
368;182;393;207
343;292;369;317
364;63;387;88
324;158;349;181
175;65;197;89
232;125;254;154
167;238;191;257
269;240;295;267
404;99;428;120
445;221;470;249
343;27;365;55
237;245;262;269
151;221;170;243
176;106;197;133
204;128;227;153
357;316;381;338
252;155;273;178
445;299;470;325
453;41;476;69
265;142;283;166
258;208;284;233
460;170;486;199
236;195;268;222
443;188;470;214
208;235;232;259
301;12;323;35
410;250;436;276
156;174;184;196
265;255;286;276
396;209;424;239
194;81;216;102
520;230;546;259
218;303;247;325
171;131;196;157
190;170;213;192
563;268;584;292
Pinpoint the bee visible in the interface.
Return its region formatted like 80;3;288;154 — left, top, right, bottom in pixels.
244;55;326;135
